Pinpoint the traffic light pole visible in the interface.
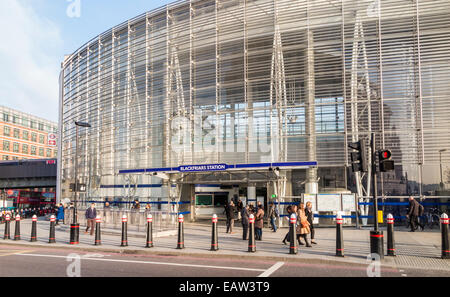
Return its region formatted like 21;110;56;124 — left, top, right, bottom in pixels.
370;133;384;259
371;133;379;232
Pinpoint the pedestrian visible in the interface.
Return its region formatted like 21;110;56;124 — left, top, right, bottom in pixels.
305;201;317;244
145;203;151;212
56;203;64;226
296;203;312;247
85;203;97;236
104;201;111;209
282;205;296;245
268;201;279;232
406;196;424;232
132;200;140;210
236;198;243;222
255;203;264;241
224;201;236;234
241;204;250;240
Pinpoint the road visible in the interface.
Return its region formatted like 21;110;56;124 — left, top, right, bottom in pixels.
0;244;446;278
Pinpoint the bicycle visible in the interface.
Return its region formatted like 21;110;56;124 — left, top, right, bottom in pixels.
422;207;442;229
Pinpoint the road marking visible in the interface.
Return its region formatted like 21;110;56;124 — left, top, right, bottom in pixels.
258;261;284;277
17;253;266;273
0;250;33;257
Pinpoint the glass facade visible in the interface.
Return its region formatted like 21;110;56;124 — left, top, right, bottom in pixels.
59;0;450;202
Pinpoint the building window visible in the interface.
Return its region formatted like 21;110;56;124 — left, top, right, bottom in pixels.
3;126;11;136
12;115;18;124
39;147;44;156
3;113;9;122
14;128;20;138
30;121;36;129
22;144;28;154
13;143;19;153
2;156;9;161
23;130;29;141
38;123;44;131
31;132;37;142
3;141;10;151
31;146;36;155
39;134;45;144
46;149;52;158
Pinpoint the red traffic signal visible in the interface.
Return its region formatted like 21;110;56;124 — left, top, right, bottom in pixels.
378;150;392;161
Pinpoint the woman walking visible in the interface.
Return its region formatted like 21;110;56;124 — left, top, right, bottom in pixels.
296;203;312;247
305;202;317;244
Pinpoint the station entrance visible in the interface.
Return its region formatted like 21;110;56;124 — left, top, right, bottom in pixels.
119;161;318;221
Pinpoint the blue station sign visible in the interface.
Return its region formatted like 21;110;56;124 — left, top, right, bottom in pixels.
179;164;227;172
119;161;318;175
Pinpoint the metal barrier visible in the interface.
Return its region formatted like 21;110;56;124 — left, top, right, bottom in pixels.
64;209;178;233
274;195;450;228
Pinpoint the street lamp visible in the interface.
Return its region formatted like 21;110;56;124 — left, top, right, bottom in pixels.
70;121;91;245
439;149;447;189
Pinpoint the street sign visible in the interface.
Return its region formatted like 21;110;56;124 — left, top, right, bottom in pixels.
48;133;57;147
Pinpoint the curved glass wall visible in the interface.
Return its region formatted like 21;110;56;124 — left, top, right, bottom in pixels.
59;0;450;202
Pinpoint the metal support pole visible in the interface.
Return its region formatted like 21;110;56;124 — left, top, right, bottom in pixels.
14;215;20;241
289;214;297;254
248;214;256;253
49;215;56;243
370;133;384;259
177;214;184;249
146;214;154;248
386;214;396;256
211;214;218;251
94;216;101;246
336;213;344;257
30;215;37;242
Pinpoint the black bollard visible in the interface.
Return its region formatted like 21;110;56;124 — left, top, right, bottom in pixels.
3;214;10;240
49;215;56;243
30;215;37;242
211;214;218;251
146;214;154;248
386;214;396;257
370;230;384;260
289;214;298;254
121;215;128;247
248;214;256;253
441;214;449;259
94;216;101;246
177;214;185;249
14;215;21;241
336;213;344;257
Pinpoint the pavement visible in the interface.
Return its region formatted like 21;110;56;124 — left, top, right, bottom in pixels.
0;217;449;276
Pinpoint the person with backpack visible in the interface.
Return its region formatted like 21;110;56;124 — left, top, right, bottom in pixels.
406;196;424;232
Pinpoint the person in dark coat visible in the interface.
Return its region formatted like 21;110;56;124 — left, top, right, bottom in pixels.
407;196;424;232
224;201;236;234
241;205;250;240
282;205;294;245
85;203;97;235
254;205;264;241
305;202;317;244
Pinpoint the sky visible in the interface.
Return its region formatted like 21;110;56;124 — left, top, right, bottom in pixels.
0;0;171;123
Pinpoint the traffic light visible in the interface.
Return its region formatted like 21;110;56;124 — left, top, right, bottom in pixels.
378;149;395;172
349;140;368;172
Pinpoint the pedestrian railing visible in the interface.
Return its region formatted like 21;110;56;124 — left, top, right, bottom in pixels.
64;209;178;233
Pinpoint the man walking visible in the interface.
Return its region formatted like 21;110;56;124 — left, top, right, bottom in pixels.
268;202;279;232
224;201;236;234
407;196;424;232
241;204;250;240
85;203;97;235
255;203;265;241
